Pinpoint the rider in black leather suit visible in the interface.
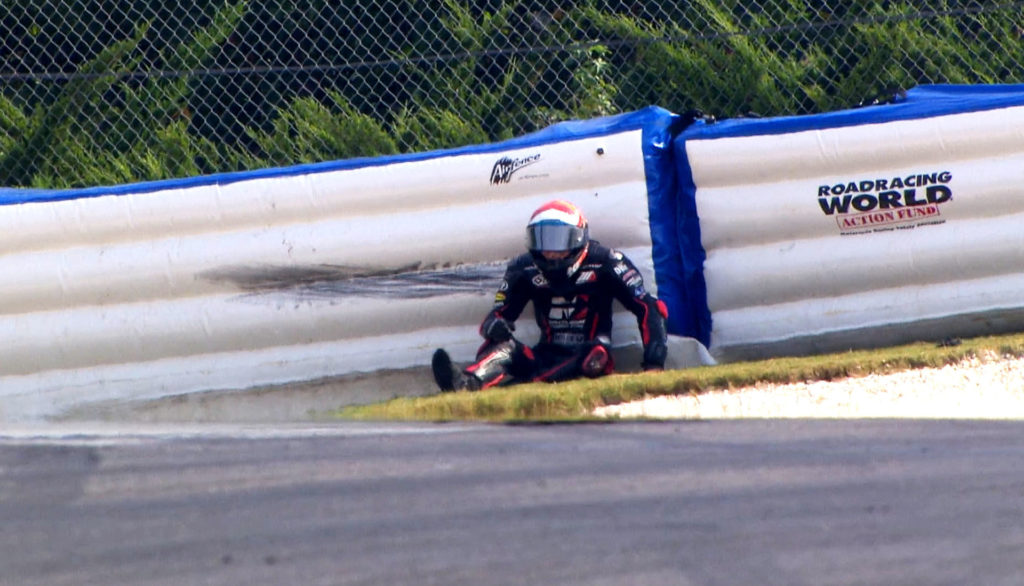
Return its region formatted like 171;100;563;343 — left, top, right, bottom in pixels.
432;200;669;391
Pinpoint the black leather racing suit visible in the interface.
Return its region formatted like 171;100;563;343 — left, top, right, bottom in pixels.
465;241;669;389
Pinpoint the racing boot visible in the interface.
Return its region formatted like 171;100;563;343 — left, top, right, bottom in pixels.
431;348;482;392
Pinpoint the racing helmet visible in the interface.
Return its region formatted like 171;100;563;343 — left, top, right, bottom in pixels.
526;200;590;278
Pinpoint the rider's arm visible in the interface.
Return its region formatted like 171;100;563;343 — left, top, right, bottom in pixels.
480;257;532;342
606;250;669;370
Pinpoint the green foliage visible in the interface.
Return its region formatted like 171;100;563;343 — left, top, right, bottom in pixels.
392;106;489;152
0;95;31;156
0;1;247;187
246;92;398;166
400;0;538;142
569;45;619;118
0;1;1021;187
0;25;143;186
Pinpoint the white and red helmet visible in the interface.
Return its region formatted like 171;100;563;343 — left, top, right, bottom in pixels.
526;200;590;279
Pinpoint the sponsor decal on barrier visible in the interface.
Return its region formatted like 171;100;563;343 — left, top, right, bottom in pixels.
817;170;953;235
490;153;542;184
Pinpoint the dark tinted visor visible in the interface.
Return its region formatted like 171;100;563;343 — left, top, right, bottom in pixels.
526;222;585;252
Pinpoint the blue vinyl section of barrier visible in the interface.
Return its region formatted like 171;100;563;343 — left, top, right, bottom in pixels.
636;110;694;343
668;146;710;346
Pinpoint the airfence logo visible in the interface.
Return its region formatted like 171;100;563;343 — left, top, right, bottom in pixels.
490;153;541;184
817;170;953;235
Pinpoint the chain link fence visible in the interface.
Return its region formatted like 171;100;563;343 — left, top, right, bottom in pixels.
1;1;1021;188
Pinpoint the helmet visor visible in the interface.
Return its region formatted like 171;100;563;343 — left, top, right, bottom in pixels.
527;222;586;252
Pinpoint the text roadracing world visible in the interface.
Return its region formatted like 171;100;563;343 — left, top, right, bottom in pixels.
817;171;953;233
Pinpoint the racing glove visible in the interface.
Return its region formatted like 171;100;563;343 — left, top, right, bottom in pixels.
642;340;667;371
482;315;515;343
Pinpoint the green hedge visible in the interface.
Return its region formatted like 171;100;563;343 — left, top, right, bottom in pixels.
0;1;1020;188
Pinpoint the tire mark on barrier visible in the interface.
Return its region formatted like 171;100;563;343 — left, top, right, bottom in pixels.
201;262;505;300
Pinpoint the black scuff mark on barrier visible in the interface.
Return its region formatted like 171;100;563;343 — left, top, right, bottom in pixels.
200;262;505;301
201;263;424;291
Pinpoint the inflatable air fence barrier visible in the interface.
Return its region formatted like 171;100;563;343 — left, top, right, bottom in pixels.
0;106;708;420
674;85;1024;360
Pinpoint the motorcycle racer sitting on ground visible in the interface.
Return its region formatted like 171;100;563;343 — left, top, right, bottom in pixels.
432;199;669;391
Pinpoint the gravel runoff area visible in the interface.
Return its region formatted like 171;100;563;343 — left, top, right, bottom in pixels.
594;351;1024;420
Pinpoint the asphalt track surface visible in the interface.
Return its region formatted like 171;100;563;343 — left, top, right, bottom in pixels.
2;419;1024;586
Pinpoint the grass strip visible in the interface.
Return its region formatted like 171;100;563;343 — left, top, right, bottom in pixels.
333;332;1024;422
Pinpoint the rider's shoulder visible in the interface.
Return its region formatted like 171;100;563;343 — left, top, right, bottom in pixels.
586;241;625;266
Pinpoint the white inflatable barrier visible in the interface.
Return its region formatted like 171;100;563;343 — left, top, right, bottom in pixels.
0;107;708;421
673;85;1024;360
19;84;1019;420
